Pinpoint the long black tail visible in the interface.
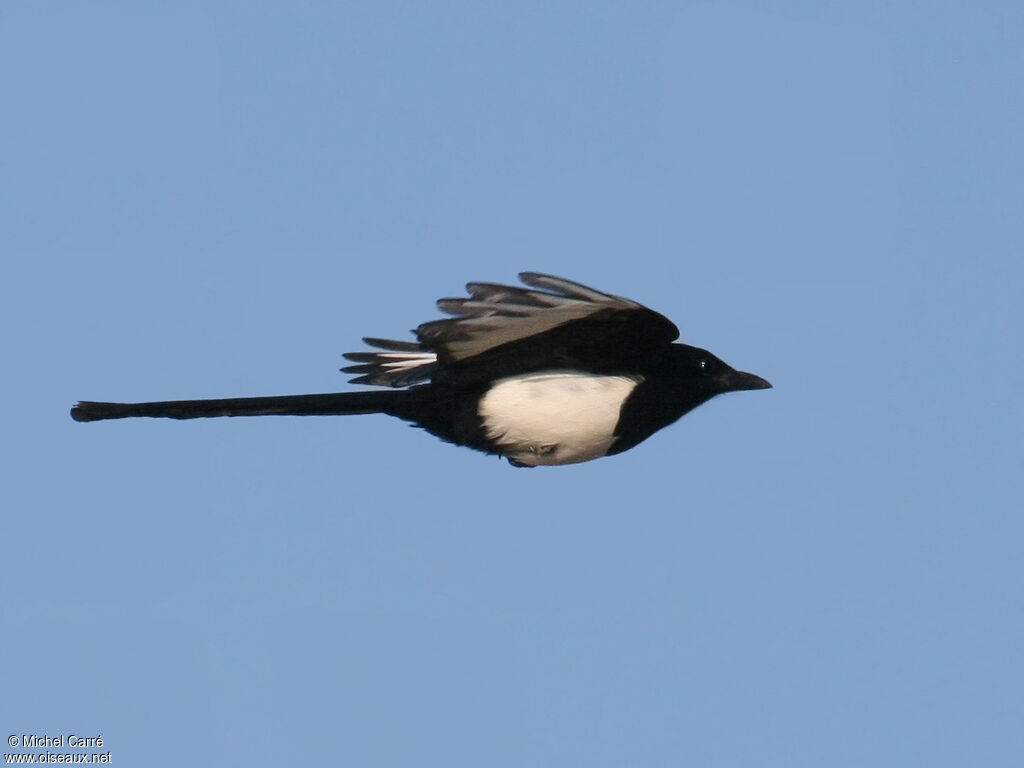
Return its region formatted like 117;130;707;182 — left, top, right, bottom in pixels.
71;390;417;422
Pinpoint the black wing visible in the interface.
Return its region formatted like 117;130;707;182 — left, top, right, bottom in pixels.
342;272;679;387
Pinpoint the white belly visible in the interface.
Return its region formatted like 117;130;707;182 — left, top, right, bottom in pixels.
477;372;642;466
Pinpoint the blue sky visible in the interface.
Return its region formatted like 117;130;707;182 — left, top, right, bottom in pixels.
4;2;1022;766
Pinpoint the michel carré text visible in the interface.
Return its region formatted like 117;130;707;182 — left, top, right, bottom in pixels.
16;735;103;749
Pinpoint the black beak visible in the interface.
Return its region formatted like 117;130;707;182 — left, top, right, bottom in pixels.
723;369;772;392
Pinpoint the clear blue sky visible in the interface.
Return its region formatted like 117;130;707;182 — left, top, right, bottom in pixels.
4;2;1022;766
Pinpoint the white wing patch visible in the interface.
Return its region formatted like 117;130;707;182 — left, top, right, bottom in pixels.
478;372;643;466
370;351;437;373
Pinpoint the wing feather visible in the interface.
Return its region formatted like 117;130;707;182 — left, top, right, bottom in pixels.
341;338;438;387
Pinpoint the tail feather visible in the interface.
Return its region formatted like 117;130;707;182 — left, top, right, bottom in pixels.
71;390;416;422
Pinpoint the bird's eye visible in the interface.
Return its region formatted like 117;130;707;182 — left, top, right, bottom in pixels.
698;359;708;371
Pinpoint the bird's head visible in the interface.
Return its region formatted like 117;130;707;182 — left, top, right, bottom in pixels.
668;343;772;399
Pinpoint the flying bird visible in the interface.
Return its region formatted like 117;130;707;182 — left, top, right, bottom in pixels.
71;273;771;466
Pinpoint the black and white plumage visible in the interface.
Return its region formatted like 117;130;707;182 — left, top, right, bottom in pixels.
71;273;771;467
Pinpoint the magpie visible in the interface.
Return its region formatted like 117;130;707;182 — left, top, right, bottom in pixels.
71;273;771;467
